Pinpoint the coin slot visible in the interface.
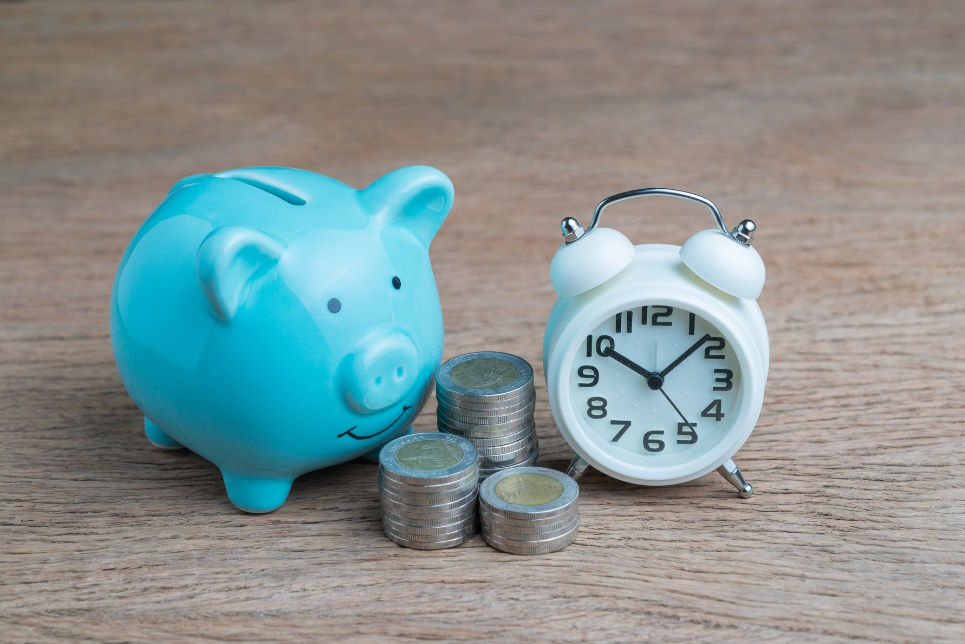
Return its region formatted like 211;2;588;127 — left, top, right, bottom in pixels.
229;176;307;206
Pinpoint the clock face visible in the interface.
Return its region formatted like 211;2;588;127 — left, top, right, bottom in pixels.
566;305;742;469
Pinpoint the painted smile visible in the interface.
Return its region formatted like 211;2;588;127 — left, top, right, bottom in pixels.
338;405;412;440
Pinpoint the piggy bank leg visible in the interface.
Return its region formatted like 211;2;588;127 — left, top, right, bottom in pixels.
221;470;293;513
360;425;414;463
144;417;183;449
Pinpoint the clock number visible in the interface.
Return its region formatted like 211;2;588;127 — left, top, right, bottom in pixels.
701;399;724;421
713;368;734;391
614;310;633;333
610;420;631;442
676;422;697;444
595;335;615;356
586;397;608;419
586;335;615;357
643;430;665;452
651;305;673;326
688;312;696;336
704;337;726;359
639;305;673;326
577;365;599;387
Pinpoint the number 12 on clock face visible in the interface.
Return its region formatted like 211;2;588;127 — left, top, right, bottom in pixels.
568;305;742;467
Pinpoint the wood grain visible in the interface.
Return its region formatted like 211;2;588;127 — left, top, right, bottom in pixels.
2;0;963;640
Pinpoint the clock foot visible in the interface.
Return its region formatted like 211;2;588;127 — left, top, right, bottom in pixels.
717;459;753;498
566;456;591;481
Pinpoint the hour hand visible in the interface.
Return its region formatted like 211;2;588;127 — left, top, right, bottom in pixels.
600;346;659;384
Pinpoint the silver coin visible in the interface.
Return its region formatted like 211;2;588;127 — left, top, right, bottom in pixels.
383;526;479;545
382;514;476;536
479;457;540;479
436;415;535;435
380;491;478;516
479;443;539;467
380;505;477;526
437;406;534;427
382;513;477;536
438;419;535;439
383;520;477;539
380;503;477;527
437;404;535;425
378;461;478;485
379;433;478;485
479;467;578;520
379;481;476;499
479;451;539;473
384;530;474;550
378;466;478;493
436;424;536;444
482;529;577;555
438;425;535;447
483;515;579;540
479;453;536;470
478;452;539;474
483;524;578;546
480;506;578;530
437;402;534;421
436;352;533;400
436;390;536;416
473;434;537;457
436;379;534;403
480;505;575;527
381;488;478;512
379;489;477;510
383;522;477;543
381;510;476;530
378;483;477;505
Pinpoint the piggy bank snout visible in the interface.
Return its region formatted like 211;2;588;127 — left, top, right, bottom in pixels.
341;333;420;413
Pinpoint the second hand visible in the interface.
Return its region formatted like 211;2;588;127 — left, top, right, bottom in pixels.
658;387;696;432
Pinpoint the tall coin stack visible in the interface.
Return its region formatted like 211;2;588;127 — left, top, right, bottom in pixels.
378;433;479;550
435;352;539;481
480;467;580;555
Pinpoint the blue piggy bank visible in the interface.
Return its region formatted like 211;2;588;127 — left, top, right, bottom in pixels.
110;166;453;512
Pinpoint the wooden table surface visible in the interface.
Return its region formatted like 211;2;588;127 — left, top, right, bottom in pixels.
2;1;963;640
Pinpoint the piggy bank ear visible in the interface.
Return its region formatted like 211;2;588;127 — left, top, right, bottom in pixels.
195;227;284;322
361;166;453;246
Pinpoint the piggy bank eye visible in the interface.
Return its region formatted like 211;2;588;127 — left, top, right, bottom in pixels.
392;276;402;290
327;298;341;313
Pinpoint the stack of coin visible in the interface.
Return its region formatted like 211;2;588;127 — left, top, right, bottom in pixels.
479;467;580;555
378;433;479;550
435;352;539;480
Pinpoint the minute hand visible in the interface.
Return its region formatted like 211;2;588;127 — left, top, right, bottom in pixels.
659;333;712;378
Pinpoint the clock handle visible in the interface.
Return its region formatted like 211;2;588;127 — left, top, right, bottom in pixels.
562;187;754;247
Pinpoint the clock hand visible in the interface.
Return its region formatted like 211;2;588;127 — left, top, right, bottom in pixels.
600;346;663;389
657;387;696;433
659;333;712;378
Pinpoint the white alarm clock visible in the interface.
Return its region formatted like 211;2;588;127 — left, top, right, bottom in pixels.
543;189;768;497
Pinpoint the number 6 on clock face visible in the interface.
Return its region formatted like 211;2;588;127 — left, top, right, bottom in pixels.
567;305;742;468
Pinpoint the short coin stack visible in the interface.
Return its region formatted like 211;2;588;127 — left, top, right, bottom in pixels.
480;467;580;555
435;352;539;480
378;433;479;550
